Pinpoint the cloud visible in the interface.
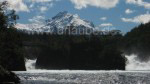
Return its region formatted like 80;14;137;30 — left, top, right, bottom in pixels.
29;0;55;13
29;3;34;8
0;0;29;12
16;15;47;30
121;12;150;24
99;23;113;27
15;23;44;31
70;0;119;10
100;17;107;21
96;23;116;31
40;6;48;12
125;9;134;14
29;0;53;3
29;15;45;23
126;0;150;9
15;23;31;30
0;0;58;12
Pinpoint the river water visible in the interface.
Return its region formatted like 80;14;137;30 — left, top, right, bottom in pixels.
13;55;150;84
15;70;150;84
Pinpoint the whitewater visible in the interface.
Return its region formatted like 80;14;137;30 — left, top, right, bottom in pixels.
14;55;150;84
126;54;150;70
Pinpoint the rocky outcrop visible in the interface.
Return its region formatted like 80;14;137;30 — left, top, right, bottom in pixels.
0;66;20;84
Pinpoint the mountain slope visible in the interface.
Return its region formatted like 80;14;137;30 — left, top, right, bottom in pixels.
16;11;95;34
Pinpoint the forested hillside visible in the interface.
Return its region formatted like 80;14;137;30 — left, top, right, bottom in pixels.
0;1;25;83
124;22;150;61
18;31;126;70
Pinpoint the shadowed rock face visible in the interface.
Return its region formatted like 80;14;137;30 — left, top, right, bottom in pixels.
0;66;20;84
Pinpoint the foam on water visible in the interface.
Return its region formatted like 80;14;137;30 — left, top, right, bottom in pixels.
15;70;150;84
125;54;150;70
25;59;37;71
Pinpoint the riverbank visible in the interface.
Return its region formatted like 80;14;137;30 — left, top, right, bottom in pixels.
0;66;20;84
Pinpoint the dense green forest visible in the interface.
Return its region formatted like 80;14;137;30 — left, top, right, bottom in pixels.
19;21;150;70
123;23;150;61
18;32;125;70
17;21;150;70
0;1;25;71
0;1;25;83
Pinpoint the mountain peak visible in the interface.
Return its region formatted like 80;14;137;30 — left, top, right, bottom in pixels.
17;11;95;34
57;11;68;16
52;11;69;20
47;11;94;28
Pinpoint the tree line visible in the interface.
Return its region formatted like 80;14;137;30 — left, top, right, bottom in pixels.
0;1;25;83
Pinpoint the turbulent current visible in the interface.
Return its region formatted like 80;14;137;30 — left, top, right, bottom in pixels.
126;54;150;70
15;70;150;84
25;59;36;70
14;56;150;84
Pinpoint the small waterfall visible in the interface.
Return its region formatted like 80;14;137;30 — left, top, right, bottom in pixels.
125;54;150;70
25;59;37;71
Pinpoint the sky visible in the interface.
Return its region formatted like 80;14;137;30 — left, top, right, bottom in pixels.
1;0;150;33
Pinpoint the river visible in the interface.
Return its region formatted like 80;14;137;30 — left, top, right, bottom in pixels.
13;54;150;84
14;70;150;84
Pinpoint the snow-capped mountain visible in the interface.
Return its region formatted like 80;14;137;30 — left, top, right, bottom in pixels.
16;11;95;34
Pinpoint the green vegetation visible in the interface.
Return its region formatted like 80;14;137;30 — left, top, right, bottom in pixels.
19;32;125;70
0;1;25;71
0;28;26;71
0;1;25;83
124;22;150;61
20;21;150;70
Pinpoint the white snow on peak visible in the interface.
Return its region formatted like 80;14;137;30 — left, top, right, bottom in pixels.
16;11;95;33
